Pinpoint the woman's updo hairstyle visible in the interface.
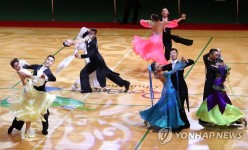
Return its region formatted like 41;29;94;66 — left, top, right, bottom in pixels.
10;58;19;68
151;62;156;72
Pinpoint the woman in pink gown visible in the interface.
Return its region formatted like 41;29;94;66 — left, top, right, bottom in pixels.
133;14;178;65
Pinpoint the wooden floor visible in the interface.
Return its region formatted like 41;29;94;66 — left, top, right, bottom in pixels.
0;27;248;150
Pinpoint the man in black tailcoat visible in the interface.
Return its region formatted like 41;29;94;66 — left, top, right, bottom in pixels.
202;48;220;100
162;48;194;129
161;8;193;60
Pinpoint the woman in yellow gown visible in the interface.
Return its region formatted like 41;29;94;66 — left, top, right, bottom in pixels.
9;58;56;138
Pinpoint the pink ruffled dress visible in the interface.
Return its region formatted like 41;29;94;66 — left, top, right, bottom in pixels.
133;19;178;65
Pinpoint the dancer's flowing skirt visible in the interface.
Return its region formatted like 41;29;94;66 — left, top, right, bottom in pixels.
9;79;56;122
196;91;244;126
133;33;168;65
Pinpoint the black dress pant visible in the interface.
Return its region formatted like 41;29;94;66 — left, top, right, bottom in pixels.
163;35;193;60
178;91;190;126
42;110;49;132
80;63;128;92
10;110;49;131
80;63;98;92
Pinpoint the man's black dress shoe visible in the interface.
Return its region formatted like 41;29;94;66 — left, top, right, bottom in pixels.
8;126;14;134
80;90;92;93
42;130;48;135
124;82;130;92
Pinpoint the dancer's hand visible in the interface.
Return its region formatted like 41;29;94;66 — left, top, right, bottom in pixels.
74;53;79;58
217;48;221;53
41;74;48;81
41;74;45;79
181;14;186;20
181;57;187;62
211;64;218;68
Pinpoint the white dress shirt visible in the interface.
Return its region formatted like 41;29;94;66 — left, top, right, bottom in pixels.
171;60;178;70
162;17;168;22
37;66;48;81
162;17;168;32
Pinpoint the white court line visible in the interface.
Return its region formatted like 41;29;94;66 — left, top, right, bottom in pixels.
33;29;151;149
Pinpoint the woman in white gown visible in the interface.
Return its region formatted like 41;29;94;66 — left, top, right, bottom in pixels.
9;58;56;138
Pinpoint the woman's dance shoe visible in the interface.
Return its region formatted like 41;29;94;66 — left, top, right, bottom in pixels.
24;133;36;138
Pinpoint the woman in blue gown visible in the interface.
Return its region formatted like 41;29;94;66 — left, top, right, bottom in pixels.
140;62;185;131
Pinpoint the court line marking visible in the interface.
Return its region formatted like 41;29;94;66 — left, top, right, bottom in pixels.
184;37;213;79
134;37;213;149
134;127;151;150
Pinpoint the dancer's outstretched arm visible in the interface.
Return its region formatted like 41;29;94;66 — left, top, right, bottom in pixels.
77;27;90;39
140;19;153;28
176;14;186;23
181;57;194;68
163;62;185;76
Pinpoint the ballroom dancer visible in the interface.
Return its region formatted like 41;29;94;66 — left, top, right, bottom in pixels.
133;14;179;65
161;8;193;60
140;62;186;132
198;49;220;124
61;27;100;91
162;48;194;129
203;49;220;100
8;58;56;138
71;28;130;93
8;55;56;135
196;54;247;127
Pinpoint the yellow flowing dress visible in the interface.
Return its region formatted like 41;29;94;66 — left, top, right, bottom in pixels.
9;69;56;122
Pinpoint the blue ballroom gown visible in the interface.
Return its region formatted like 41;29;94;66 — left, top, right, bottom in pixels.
140;70;185;129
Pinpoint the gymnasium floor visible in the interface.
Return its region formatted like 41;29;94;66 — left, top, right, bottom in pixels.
0;27;247;150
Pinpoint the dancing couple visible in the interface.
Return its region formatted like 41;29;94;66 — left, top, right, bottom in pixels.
133;8;193;65
196;49;247;127
140;49;194;132
8;55;56;138
62;28;130;93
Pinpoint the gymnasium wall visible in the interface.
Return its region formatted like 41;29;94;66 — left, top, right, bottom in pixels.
0;0;247;23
